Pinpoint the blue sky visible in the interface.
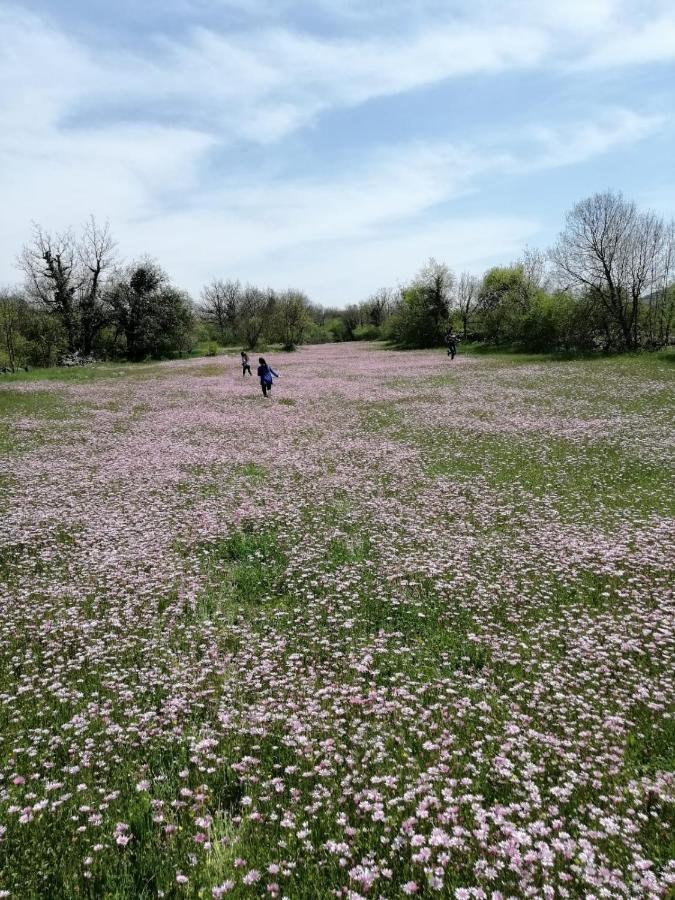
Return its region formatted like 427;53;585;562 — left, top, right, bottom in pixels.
1;0;674;306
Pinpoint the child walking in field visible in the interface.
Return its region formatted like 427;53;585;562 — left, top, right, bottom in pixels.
445;328;458;360
241;350;252;376
257;357;279;397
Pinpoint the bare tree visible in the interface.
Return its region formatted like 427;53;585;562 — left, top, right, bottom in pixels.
456;272;479;339
365;287;394;327
19;225;78;352
551;191;672;350
18;218;115;355
78;218;116;355
200;279;241;343
520;246;551;290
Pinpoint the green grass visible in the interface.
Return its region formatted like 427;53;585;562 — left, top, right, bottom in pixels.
0;387;66;417
0;386;75;454
458;342;675;368
174;527;290;625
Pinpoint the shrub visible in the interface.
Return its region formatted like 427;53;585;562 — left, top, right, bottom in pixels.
353;323;380;341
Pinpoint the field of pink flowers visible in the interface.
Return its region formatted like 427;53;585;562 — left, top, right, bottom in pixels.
0;343;673;899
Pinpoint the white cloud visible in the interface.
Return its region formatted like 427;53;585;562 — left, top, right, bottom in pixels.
574;15;675;69
0;4;551;145
239;215;543;305
521;109;667;170
110;21;549;144
2;2;673;149
0;1;673;304
106;113;659;303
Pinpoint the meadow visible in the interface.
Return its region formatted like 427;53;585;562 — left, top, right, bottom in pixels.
0;343;673;899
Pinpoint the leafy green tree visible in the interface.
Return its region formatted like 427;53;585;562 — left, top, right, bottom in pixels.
106;260;195;361
274;290;311;350
0;290;29;370
388;259;454;348
238;286;275;349
476;264;534;345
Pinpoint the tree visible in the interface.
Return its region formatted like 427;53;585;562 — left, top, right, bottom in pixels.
200;279;241;344
520;246;550;291
238;286;274;349
106;260;195;361
413;258;454;329
365;288;394;328
19;226;78;353
77;218;116;355
551;191;673;350
341;304;364;341
388;259;454;348
641;220;675;348
643;219;675;348
22;309;66;368
389;287;441;349
0;290;28;371
18;218;115;355
274;290;311;350
476;265;537;345
456;272;479;339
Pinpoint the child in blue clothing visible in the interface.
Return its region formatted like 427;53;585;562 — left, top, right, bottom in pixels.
257;357;279;397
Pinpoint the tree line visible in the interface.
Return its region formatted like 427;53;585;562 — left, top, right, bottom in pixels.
1;220;196;370
340;191;675;353
0;220;321;370
1;191;673;371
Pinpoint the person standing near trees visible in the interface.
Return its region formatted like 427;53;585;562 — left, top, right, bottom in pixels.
445;328;458;360
257;357;279;397
240;350;252;376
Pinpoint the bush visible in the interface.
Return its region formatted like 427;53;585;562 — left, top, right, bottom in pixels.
353;323;380;341
516;293;564;352
206;341;219;357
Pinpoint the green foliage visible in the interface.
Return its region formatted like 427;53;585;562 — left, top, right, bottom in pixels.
388;285;446;348
385;259;454;348
274;290;312;351
472;266;607;352
476;264;532;345
319;317;348;342
8;191;675;369
106;261;196;361
352;323;380;341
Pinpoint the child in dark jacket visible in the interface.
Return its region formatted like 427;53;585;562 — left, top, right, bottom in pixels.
257;358;279;397
445;329;458;360
241;351;252;376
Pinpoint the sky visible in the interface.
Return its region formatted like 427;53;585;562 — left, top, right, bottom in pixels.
1;1;674;306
